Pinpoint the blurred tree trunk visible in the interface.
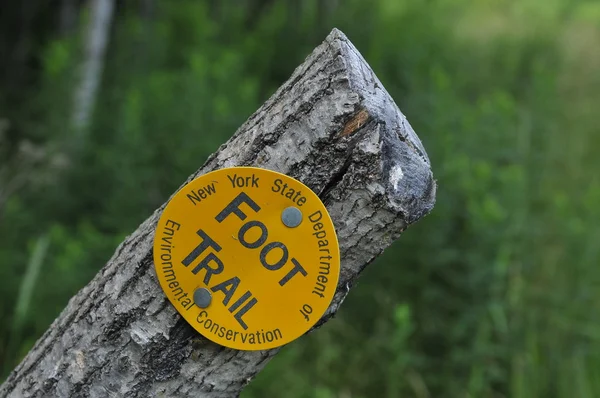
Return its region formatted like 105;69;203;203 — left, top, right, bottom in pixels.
0;29;435;397
71;0;114;141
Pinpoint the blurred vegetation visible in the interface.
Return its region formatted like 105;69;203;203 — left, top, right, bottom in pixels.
1;0;600;396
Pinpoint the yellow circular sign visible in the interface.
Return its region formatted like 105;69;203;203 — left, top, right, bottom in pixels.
153;167;340;350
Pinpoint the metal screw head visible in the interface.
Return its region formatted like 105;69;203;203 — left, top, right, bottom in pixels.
281;206;303;228
194;288;212;308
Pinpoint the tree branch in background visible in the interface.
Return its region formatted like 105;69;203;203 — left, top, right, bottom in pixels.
71;0;114;138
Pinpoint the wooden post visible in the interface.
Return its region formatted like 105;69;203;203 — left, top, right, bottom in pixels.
0;29;436;397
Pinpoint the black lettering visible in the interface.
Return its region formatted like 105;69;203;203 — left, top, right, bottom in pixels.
233;297;257;330
187;184;216;205
293;191;301;202
300;304;312;321
308;210;322;222
228;291;252;313
181;229;221;266
186;190;202;205
191;252;224;284
197;310;208;323
314;281;325;293
211;277;240;306
166;220;181;230
313;230;326;239
227;174;237;187
279;258;307;286
215;192;261;222
238;220;268;249
176;292;188;301
272;179;282;192
205;183;216;195
260;242;288;271
163;268;176;282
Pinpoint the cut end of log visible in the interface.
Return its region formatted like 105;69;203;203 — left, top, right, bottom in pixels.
320;27;437;224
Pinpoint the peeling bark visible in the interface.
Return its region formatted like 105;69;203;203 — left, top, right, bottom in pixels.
0;29;436;397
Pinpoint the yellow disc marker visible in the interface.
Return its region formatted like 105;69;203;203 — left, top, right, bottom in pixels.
153;167;340;350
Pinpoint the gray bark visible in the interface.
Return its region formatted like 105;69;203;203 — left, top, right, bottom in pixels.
0;29;436;397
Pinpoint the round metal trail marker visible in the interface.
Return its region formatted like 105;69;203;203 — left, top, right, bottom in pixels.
153;167;340;350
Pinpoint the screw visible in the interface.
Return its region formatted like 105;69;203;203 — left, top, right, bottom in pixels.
194;288;212;308
281;206;302;228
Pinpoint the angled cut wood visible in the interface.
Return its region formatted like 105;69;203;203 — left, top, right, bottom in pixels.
0;29;436;397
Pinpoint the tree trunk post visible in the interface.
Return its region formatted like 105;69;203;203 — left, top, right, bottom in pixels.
0;28;436;397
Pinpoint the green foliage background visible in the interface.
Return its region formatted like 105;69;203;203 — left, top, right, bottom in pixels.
1;0;600;396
